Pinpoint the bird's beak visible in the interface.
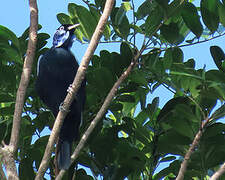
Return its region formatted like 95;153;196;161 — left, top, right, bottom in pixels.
68;24;80;30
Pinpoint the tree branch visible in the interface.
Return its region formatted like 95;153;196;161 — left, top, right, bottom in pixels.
10;0;38;153
55;54;140;179
35;0;115;179
210;163;225;179
176;118;212;180
0;145;18;180
56;41;147;179
0;0;38;179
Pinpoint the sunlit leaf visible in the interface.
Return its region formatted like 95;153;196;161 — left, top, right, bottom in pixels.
56;13;73;25
68;3;97;41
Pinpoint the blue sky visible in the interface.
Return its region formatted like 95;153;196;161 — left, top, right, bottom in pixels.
1;0;223;109
1;0;225;179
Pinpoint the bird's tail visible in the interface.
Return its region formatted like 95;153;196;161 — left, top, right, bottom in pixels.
57;140;71;170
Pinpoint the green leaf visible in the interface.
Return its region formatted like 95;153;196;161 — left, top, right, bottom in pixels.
137;87;148;110
200;0;219;33
111;7;130;39
68;3;98;41
158;130;191;154
157;97;189;122
136;0;157;20
210;46;225;72
34;111;53;132
56;13;73;25
149;97;159;118
181;2;203;38
156;0;169;10
87;67;115;94
145;8;163;36
160;22;184;45
37;33;50;50
184;58;195;68
170;104;197;138
163;48;173;69
19;157;35;180
32;136;49;169
0;104;15;116
160;156;176;163
129;70;148;86
170;71;202;80
203;123;225;139
0;65;16;91
122;1;132;12
75;169;94;180
0;93;14;103
109;102;123;112
116;94;135;103
130;24;143;34
91;55;100;68
120;42;133;67
115;5;127;26
0;42;22;63
218;2;225;27
135;109;149;125
118;82;139;94
172;47;183;63
0;25;20;50
89;6;111;40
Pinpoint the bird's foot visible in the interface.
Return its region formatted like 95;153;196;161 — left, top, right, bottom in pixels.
67;84;74;94
59;102;70;113
67;84;78;100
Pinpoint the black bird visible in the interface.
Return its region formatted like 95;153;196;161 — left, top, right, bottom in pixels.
36;24;86;170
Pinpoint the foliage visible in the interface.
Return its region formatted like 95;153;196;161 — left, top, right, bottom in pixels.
1;0;225;179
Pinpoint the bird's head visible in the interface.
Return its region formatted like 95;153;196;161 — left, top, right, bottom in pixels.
53;24;80;48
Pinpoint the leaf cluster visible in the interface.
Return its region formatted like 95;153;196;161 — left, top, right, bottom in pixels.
1;0;225;179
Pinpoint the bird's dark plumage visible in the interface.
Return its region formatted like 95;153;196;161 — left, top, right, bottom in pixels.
35;24;85;170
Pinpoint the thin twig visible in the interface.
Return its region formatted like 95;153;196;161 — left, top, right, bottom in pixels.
131;0;136;46
98;40;136;47
176;117;212;180
179;33;225;49
35;0;115;179
210;163;225;180
145;33;225;53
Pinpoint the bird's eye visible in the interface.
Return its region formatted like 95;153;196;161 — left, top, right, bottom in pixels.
59;26;64;31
